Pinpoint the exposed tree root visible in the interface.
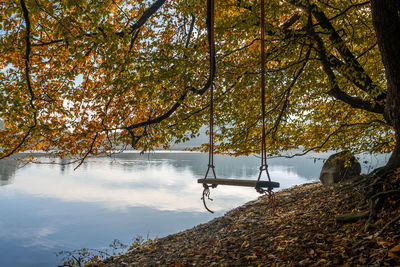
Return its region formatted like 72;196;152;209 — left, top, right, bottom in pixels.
363;168;400;232
366;165;396;180
335;165;400;234
335;211;369;224
376;213;400;237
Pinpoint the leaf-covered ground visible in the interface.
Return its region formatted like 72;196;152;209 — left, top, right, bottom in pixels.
94;176;400;267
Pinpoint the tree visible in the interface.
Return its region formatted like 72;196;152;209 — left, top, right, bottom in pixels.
369;0;400;168
0;0;398;170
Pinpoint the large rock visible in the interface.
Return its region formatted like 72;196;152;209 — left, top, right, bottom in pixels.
319;151;361;185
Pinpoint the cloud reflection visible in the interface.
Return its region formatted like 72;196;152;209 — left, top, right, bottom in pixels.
10;154;313;212
0;221;60;249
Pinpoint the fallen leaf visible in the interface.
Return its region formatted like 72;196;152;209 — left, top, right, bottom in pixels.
388;244;400;259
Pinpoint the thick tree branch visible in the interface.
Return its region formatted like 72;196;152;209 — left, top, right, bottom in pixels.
328;54;385;100
310;3;386;101
185;14;195;48
32;0;166;47
20;0;35;108
370;0;400;131
168;71;249;129
309;15;384;114
327;85;384;114
287;0;386;101
1;0;38;160
128;0;166;34
124;90;189;131
110;0;215;136
120;0;216;138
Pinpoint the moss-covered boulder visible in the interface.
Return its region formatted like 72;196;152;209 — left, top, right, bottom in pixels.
319;151;361;185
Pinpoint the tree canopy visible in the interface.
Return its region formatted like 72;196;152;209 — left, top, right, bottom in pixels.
0;0;397;165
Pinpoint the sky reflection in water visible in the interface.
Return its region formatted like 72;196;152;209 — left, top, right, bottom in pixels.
8;157;312;212
0;152;386;266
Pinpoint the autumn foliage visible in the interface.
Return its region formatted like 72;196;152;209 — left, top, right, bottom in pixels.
0;0;396;164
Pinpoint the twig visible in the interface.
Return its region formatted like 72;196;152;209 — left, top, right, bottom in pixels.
74;133;99;170
376;213;400;236
371;190;400;201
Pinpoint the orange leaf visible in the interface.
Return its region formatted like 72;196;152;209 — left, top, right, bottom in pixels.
388;244;400;259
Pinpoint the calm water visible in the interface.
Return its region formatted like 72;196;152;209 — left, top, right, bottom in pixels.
0;151;386;266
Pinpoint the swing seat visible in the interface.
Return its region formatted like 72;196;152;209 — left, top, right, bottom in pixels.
198;178;279;189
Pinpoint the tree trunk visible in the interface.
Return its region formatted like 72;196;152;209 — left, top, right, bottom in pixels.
370;0;400;169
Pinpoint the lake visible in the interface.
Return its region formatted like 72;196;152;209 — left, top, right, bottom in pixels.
0;151;386;266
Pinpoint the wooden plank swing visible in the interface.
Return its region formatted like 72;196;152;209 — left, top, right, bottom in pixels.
198;178;280;189
198;0;279;213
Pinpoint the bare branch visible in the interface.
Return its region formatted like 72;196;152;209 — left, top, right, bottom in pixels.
185;14;195;48
0;128;34;160
270;120;387;159
74;133;98;170
328;2;370;21
221;39;257;58
268;46;312;138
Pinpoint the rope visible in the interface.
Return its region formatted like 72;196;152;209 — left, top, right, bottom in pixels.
202;0;216;214
257;0;277;214
201;184;214;213
257;0;272;185
205;0;216;180
202;0;275;213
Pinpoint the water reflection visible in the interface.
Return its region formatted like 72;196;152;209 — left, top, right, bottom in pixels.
0;157;19;186
0;151;388;267
8;153;317;212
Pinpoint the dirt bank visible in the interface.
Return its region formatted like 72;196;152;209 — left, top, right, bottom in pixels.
94;179;400;266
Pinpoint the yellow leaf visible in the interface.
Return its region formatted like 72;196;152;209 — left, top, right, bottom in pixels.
388;244;400;259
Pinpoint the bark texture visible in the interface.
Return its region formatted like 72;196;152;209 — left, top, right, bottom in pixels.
370;0;400;168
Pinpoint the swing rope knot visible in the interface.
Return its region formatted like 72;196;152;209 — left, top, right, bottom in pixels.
201;184;215;213
259;165;268;171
